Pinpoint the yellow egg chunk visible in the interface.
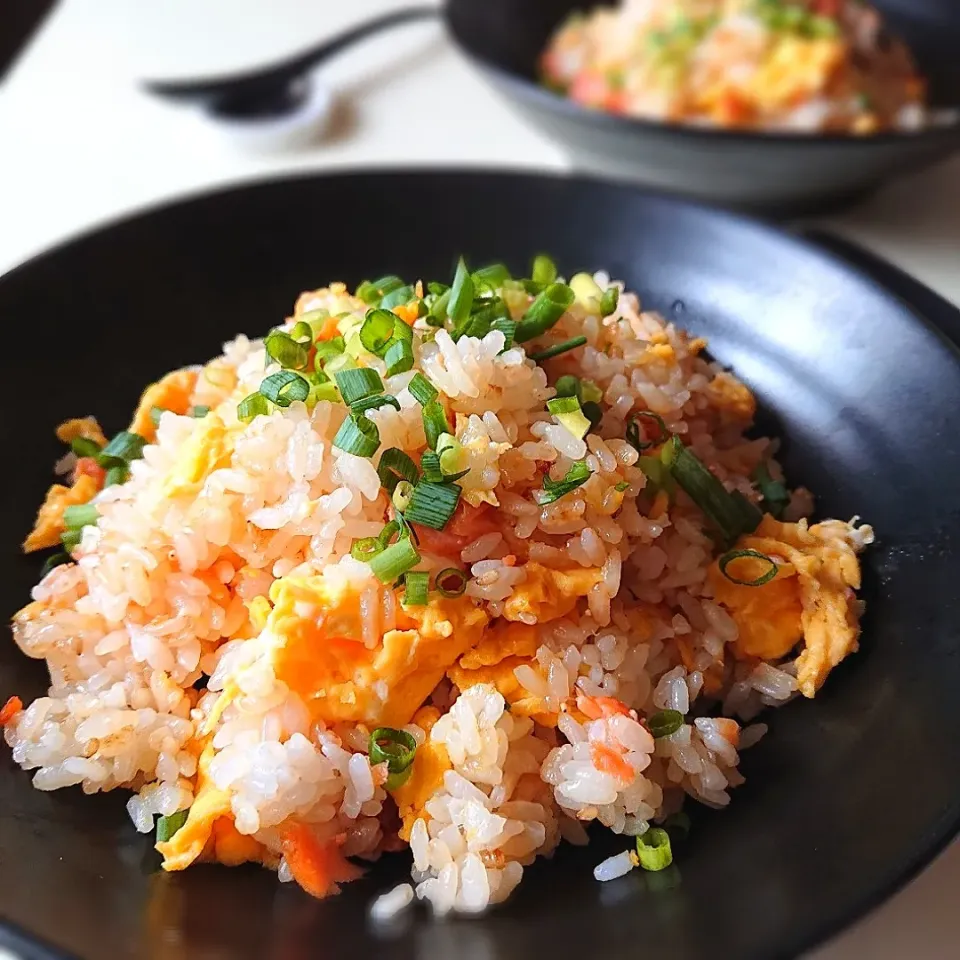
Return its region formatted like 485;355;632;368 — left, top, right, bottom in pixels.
502;563;603;623
130;368;200;442
55;417;107;448
267;575;489;728
710;516;865;697
161;413;233;499
748;37;845;111
23;474;99;552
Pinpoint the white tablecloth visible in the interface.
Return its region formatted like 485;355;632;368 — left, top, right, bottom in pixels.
1;1;958;955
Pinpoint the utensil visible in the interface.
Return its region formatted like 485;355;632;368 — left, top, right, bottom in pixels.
3;170;960;960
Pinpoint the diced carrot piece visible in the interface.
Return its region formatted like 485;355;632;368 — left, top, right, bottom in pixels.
73;457;106;488
315;315;342;341
392;303;419;326
590;742;634;785
0;696;23;726
280;824;363;899
576;692;632;720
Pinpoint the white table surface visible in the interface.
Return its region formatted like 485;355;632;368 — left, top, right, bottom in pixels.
1;1;958;956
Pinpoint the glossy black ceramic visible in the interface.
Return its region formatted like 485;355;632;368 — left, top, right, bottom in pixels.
2;171;960;960
445;0;960;213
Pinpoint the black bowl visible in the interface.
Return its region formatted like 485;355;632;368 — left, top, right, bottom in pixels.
445;0;960;214
2;171;960;960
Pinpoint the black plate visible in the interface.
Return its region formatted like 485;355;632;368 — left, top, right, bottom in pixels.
445;0;960;213
2;171;960;960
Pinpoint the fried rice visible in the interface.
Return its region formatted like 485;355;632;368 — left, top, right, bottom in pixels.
4;259;873;917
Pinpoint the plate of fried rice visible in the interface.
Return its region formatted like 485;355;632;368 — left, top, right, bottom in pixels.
3;171;960;960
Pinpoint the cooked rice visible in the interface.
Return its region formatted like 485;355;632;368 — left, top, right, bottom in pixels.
4;266;873;915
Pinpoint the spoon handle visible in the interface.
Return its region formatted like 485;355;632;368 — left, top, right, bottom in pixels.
144;5;441;102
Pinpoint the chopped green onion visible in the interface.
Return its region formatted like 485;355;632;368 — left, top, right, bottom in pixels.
404;480;461;530
290;320;313;343
357;275;404;306
436;433;462;476
436;567;468;598
237;392;270;423
156;810;189;844
626;411;670;452
408;372;438;405
514;283;575;343
380;284;416;310
538;459;591;504
40;551;71;578
369;537;421;582
752;462;790;520
427;281;450;297
570;272;602;309
718;549;779;586
661;436;762;545
360;309;397;356
422;400;452;450
70;436;102;458
581;380;603;404
647;709;684;738
547;396;591;440
636;827;673;872
301;308;331;336
582;401;603;431
351;537;384;562
259;370;310;407
369;726;418;775
554;375;581;399
377;447;420;494
265;331;309;370
63;504;98;531
447;257;475;327
491;315;517;351
334;368;384;405
600;287;620;318
149;407;166;429
384;338;414;377
420;451;443;483
314;336;346;370
403;570;430;606
615;480;630;492
393;480;415;513
472;263;512;291
531;254;558;286
428;288;451;324
529;336;587;362
332;413;380;457
191;405;211;418
664;811;691;841
60;528;83;553
350;393;400;415
98;431;146;466
378;520;403;547
104;463;129;487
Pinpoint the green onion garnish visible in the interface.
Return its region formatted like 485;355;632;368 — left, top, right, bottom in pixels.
491;315;518;351
547;395;591;440
369;537;421;583
447;258;475;327
149;407;166;429
403;570;430;606
40;551;71;578
529;336;587;362
582;401;603;431
436;567;468;598
422;400;452;450
380;284;416;310
514;282;575;343
290;320;312;343
259;370;310;407
647;709;684;738
472;263;512;291
636;827;673;872
404;480;461;530
392;480;415;513
752;462;790;520
191;405;211;418
332;413;380;457
384;338;414;377
60;529;82;553
350;537;384;562
600;287;620;318
369;726;418;786
377;447;420;494
420;451;443;483
554;375;581;399
237;392;270;423
538;460;591;504
350;394;401;415
359;309;397;356
63;504;98;531
615;480;630;492
531;254;558;287
156;810;189;844
407;373;438;406
718;549;779;586
661;436;762;545
70;436;102;458
334;368;384;405
626;411;670;452
314;337;345;370
378;519;403;547
98;431;146;466
357;275;404;306
105;463;130;487
265;331;309;370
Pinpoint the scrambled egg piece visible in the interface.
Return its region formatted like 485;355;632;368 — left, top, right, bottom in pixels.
268;575;489;727
161;413;233;499
157;741;263;872
502;564;603;624
709;516;866;697
55;417;107;448
130;368;199;442
748;36;845;111
706;371;757;425
391;706;451;841
23;474;99;552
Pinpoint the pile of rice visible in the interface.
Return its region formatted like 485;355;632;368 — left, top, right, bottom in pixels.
4;261;872;919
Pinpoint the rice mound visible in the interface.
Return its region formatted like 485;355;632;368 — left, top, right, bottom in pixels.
4;266;872;917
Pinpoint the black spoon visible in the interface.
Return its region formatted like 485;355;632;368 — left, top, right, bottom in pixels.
142;5;440;120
